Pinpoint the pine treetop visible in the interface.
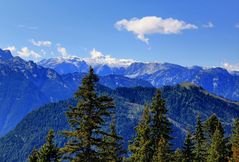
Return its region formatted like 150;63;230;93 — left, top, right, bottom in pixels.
128;105;152;162
62;67;116;161
182;131;194;162
193;115;207;162
207;126;226;162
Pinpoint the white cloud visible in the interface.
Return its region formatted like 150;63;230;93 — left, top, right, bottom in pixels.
57;44;70;57
87;49;135;67
3;46;16;53
223;62;239;72
115;16;198;44
17;47;41;59
30;39;52;47
90;48;104;59
202;22;214;28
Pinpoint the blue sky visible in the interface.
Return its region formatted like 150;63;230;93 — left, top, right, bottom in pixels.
0;0;238;69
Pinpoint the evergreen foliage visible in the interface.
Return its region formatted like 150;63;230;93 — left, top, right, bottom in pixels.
61;67;116;161
100;118;125;162
0;81;238;161
37;129;60;162
174;149;184;162
128;89;172;162
204;114;224;142
128;105;152;162
151;89;172;160
193;115;207;162
182;131;194;162
152;137;170;162
28;147;39;162
206;125;227;162
28;129;60;162
231;118;239;162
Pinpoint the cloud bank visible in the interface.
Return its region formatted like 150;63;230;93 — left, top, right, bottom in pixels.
86;49;134;67
17;47;41;59
3;46;16;53
30;39;52;47
115;16;198;44
57;44;70;57
223;62;239;72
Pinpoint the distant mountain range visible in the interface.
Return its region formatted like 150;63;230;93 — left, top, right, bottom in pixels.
0;84;238;161
0;48;239;137
39;55;239;101
0;49;152;136
0;48;238;161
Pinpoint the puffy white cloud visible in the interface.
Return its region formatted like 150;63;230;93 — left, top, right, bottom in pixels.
90;48;104;59
223;62;239;72
202;22;214;28
17;47;41;59
3;46;16;53
57;44;69;57
30;39;52;47
115;16;198;44
87;49;135;67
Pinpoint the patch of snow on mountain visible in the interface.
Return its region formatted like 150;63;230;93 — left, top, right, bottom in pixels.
83;49;135;67
39;49;135;69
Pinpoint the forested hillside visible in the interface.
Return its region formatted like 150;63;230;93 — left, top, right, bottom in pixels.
0;82;238;161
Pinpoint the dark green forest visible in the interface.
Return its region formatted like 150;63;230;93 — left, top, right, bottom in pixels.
28;68;239;162
0;68;238;161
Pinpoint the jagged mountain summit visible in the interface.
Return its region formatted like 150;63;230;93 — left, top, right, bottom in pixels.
39;55;239;101
0;49;13;59
39;49;135;75
0;48;238;137
0;49;152;136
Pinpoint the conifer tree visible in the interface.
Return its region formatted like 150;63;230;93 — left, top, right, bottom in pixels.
100;118;125;162
182;131;194;162
62;67;115;161
29;147;39;162
204;114;224;142
152;137;170;162
193;115;207;162
231;118;239;162
128;105;152;162
38;129;60;162
151;89;172;160
174;149;183;162
207;125;227;162
204;115;232;161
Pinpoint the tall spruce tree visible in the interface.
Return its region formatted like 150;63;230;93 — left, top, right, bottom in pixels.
231;118;239;162
174;149;184;162
193;115;207;162
128;105;152;162
204;114;231;160
151;89;172;160
100;118;125;162
204;114;224;142
182;131;194;162
37;129;60;162
152;137;170;162
207;125;227;162
62;67;115;161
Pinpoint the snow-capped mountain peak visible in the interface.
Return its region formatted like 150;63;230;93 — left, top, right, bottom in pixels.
39;49;135;69
86;48;135;67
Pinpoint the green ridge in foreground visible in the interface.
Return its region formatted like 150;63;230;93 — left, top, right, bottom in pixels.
0;84;238;161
